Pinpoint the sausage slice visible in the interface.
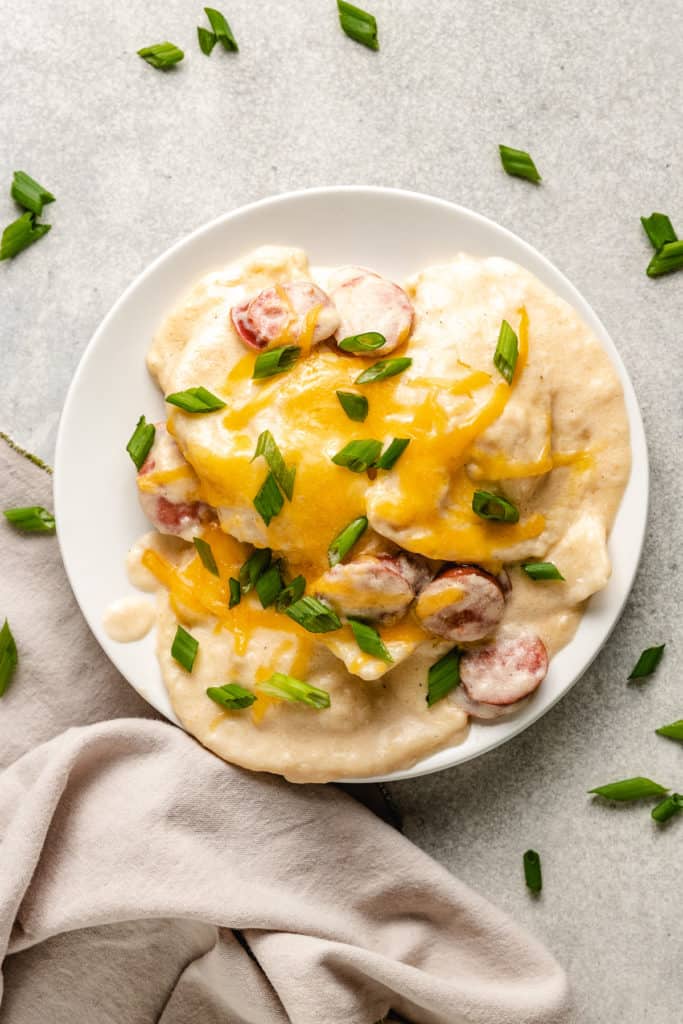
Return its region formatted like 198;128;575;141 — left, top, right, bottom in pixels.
415;566;505;642
314;552;426;622
231;281;339;351
331;272;414;355
460;633;548;706
138;424;214;540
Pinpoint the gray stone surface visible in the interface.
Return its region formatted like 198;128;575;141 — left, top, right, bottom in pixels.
1;1;681;1020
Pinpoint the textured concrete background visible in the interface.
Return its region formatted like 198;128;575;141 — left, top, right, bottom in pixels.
1;1;681;1020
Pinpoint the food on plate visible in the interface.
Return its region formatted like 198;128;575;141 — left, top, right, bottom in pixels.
112;245;630;781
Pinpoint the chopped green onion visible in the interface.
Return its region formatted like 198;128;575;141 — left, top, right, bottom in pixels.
348;618;393;663
252;345;300;379
0;211;51;260
641;212;677;251
197;26;217;55
651;794;683;824
11;171;55;216
285;596;341;633
275;575;306;611
204;7;239;51
472;489;519;523
253;471;284;525
258;672;330;709
165;386;226;414
331;438;382;473
193;537;219;576
207;683;254;710
171;625;198;672
655;720;683;742
647;240;683;278
252;430;295;500
126;415;155;470
3;506;55;533
338;331;386;352
588;777;669;801
228;577;241;607
523;850;542;893
0;619;18;698
499;145;541;183
377;437;410;470
328;516;368;566
493;319;518;384
337;0;379;50
336;390;369;422
239;548;271;592
255;561;283;608
427;647;461;706
522;561;565;581
138;42;184;69
628;644;665;680
355;357;412;385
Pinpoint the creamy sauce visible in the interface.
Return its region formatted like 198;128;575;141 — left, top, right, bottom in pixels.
103;596;156;642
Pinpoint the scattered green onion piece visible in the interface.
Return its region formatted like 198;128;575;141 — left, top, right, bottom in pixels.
0;211;51;260
337;0;379;50
655;720;683;742
252;345;301;380
3;506;55;533
331;438;382;473
239;548;271;592
522;561;565;581
138;42;184;69
646;240;683;278
336;390;369;422
651;794;683;824
472;489;519;523
0;619;18;698
427;647;461;706
204;7;239;51
207;683;255;710
193;537;219;576
275;575;306;612
355;357;412;385
377;437;410;470
258;672;330;709
499;145;541;183
628;644;665;680
165;386;226;414
641;212;677;251
255;561;283;608
348;618;393;663
493;319;519;384
523;850;542;893
253;471;284;525
126;415;155;470
228;577;241;608
171;625;198;672
285;596;341;634
197;26;217;55
588;777;669;801
252;430;295;500
11;171;55;216
328;516;368;566
338;331;386;352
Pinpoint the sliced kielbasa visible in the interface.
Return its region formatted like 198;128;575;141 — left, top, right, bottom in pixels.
415;565;505;642
138;423;214;540
460;633;548;706
231;281;339;351
314;552;426;622
330;271;414;355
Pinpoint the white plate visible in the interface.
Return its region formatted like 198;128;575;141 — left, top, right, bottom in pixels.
54;187;648;783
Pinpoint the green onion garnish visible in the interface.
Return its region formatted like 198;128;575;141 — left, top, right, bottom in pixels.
207;683;255;710
377;437;410;470
239;548;271;592
628;644;665;680
651;794;683;824
493;319;518;384
522;561;565;581
255;561;283;608
138;42;184;69
347;618;393;663
588;777;669;801
336;390;369;422
11;171;55;216
427;646;461;706
275;575;306;611
641;212;677;251
523;850;542;893
171;625;198;672
646;240;683;278
655;720;683;742
0;619;18;698
285;596;341;633
126;415;155;470
197;26;217;55
338;331;386;352
331;439;382;473
204;7;239;51
337;0;379;50
253;471;284;525
499;145;541;183
472;489;519;523
3;506;55;533
258;672;331;709
0;211;51;260
252;430;295;500
165;386;226;414
228;577;241;607
193;537;219;576
328;515;368;566
355;357;412;385
252;345;300;379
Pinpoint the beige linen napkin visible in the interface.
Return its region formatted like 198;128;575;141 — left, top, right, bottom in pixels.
0;435;570;1024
